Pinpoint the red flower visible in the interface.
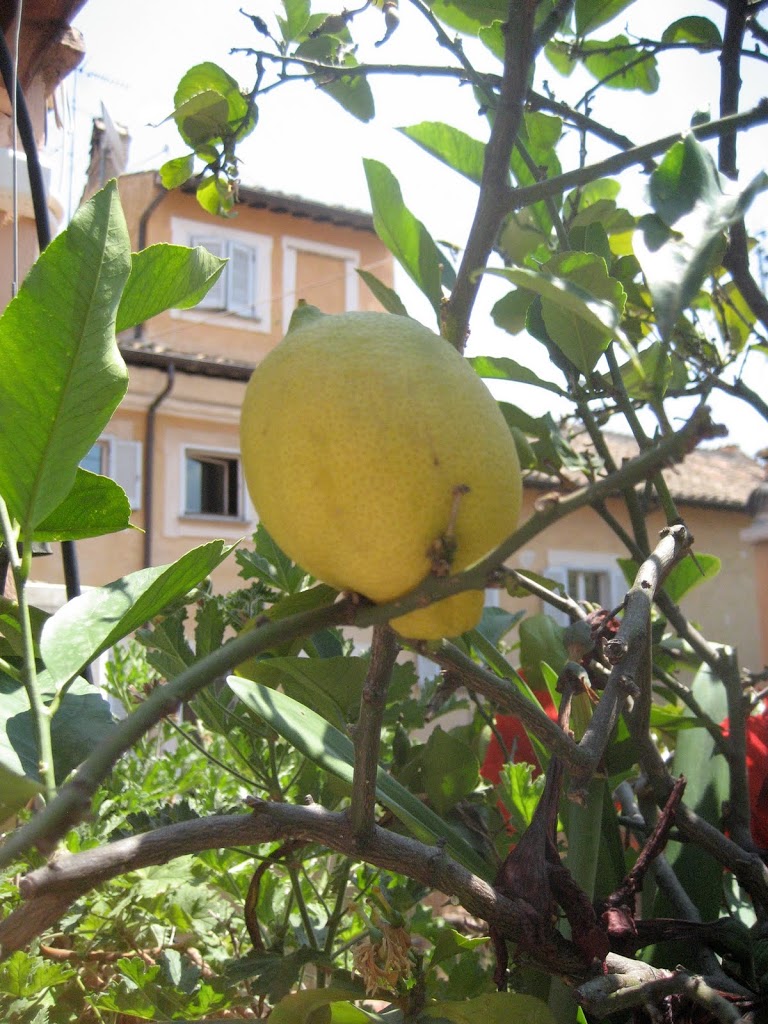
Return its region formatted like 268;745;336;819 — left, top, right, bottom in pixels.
723;707;768;849
481;685;559;784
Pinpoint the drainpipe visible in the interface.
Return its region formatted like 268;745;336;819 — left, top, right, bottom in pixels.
143;362;175;568
134;177;168;342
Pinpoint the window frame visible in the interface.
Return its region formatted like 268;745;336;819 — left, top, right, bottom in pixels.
170;217;273;332
181;445;246;522
544;550;627;626
282;235;361;327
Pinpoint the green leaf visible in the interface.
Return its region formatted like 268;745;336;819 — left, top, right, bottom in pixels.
228;678;493;881
399;122;486;185
159;153;194;189
634;135;768;339
423;991;556;1024
228;948;340;1002
510;112;563;233
662;16;722;47
237;655;368;731
319;56;375;122
137;612;195;679
429;927;489;969
116;244;226;332
269;985;369;1024
277;0;311;42
575;0;635;36
31;469;132;542
655;663;729;957
0;951;75;998
363;159;444;319
470;355;566;397
356;269;409;316
0;672;115;785
423;727;479;815
581;35;659;93
428;1;507;35
486;258;624;375
195;599;226;657
171;63;253;147
40;541;235;687
236;524;310;594
0;762;43;820
491;288;535;335
196;174;235;217
498;762;546;834
0;181;131;530
519;614;567;689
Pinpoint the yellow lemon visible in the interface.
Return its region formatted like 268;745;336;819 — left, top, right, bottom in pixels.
240;308;522;639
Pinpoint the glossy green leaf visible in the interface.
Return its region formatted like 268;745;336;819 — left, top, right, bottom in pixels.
662;16;722;47
269;986;370;1024
520;614;567;689
0;181;130;530
227;948;339;1002
470;355;566;396
40;540;235;687
635;135;768;339
399;122;486;185
0;763;43;821
31;469;132;542
158;153;194;189
429;927;489;968
423;991;556;1024
486;258;624;375
364;159;444;319
228;678;494;881
618;552;720;604
356;269;409;316
575;0;635;36
581;35;659;93
423;727;479;815
318;56;375;122
277;0;311;42
655;663;729;957
491;288;535;334
0;672;115;785
237;655;368;731
429;0;507;35
171;63;253;146
116;244;226;332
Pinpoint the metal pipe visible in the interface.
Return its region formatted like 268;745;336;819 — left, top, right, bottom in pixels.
142;364;175;568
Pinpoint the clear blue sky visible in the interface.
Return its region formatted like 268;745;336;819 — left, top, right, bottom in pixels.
45;0;768;455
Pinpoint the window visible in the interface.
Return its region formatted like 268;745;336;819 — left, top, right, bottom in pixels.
171;217;272;331
184;450;242;518
80;436;142;510
191;235;258;318
545;553;627;626
282;236;360;325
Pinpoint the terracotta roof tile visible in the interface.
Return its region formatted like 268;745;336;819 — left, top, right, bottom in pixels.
526;431;764;512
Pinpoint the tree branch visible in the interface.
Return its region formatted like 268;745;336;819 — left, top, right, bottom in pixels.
350;625;400;844
442;0;538;352
507;101;768;210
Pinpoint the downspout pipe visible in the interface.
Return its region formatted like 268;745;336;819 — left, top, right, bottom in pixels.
143;363;175;568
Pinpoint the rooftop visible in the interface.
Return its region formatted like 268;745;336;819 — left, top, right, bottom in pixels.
529;431;764;513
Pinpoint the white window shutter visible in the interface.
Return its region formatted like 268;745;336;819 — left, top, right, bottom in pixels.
227;242;256;317
112;440;143;510
191;236;227;310
610;566;630;612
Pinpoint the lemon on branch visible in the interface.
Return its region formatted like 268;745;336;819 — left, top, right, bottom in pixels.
240;307;522;639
